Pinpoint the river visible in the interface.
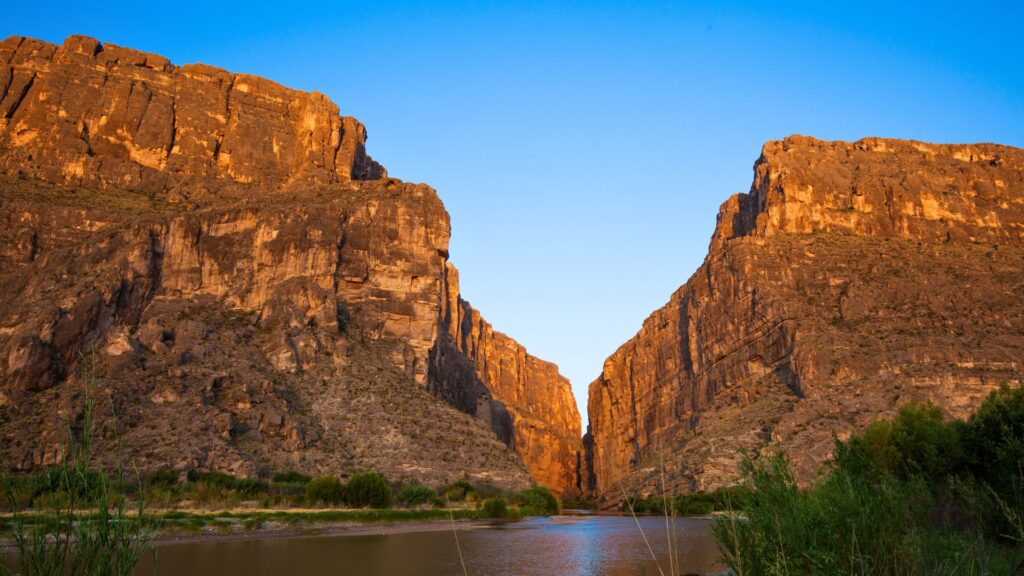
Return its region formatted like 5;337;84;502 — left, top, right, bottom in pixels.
132;515;724;575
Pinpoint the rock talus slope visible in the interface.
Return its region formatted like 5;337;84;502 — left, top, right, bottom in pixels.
0;35;580;494
587;136;1024;502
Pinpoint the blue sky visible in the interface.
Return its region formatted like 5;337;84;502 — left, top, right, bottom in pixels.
6;1;1023;423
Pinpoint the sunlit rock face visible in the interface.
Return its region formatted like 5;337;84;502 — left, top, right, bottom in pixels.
0;35;580;494
587;136;1024;505
0;35;383;191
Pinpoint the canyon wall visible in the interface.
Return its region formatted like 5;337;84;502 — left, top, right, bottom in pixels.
587;136;1024;502
0;35;579;494
429;263;582;497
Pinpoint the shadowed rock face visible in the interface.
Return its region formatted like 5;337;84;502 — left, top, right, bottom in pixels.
0;35;580;494
587;136;1024;504
429;264;583;497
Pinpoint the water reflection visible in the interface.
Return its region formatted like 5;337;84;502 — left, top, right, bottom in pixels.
133;515;723;575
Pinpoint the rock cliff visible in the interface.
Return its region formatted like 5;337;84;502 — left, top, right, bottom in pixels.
429;264;583;496
0;35;580;494
587;136;1024;503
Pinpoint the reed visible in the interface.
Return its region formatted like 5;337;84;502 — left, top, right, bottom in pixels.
2;355;156;576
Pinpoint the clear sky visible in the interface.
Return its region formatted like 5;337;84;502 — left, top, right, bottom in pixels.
6;1;1023;423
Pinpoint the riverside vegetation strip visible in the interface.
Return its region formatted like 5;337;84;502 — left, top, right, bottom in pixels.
1;471;563;538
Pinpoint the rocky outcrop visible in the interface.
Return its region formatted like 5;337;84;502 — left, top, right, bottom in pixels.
429;264;583;496
0;35;579;492
0;35;384;195
587;136;1024;503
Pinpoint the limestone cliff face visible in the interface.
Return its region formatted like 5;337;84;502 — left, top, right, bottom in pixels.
587;136;1024;502
0;35;579;492
0;35;383;193
429;264;583;496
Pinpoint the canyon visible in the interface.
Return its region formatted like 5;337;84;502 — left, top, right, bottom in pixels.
2;34;1023;508
0;35;580;496
586;136;1024;503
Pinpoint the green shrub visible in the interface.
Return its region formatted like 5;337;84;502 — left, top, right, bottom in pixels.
713;453;930;575
714;395;1024;575
674;492;717;516
305;476;345;506
443;480;475;502
890;403;962;480
483;496;509;518
836;402;961;483
345;472;392;509
272;471;312;484
396;483;436;507
960;384;1024;540
145;468;180;489
233;477;270;498
189;471;236;489
514;486;559;515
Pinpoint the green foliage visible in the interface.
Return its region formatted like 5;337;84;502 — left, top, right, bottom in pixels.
1;358;155;576
304;476;345;506
344;472;392;509
443;480;475;502
482;496;509;518
620;486;746;516
396;483;436;508
960;384;1024;541
144;469;179;490
713;396;1024;575
513;486;560;515
271;471;312;484
835;403;962;482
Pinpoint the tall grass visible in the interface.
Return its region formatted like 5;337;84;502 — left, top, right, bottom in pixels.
712;386;1024;576
2;357;155;576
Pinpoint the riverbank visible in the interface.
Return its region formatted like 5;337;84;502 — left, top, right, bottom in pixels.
0;507;516;553
150;515;503;545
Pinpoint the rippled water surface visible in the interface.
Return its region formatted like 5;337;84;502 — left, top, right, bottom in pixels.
132;515;723;575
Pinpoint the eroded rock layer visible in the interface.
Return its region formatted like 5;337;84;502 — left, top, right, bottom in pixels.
0;35;580;493
587;136;1024;503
